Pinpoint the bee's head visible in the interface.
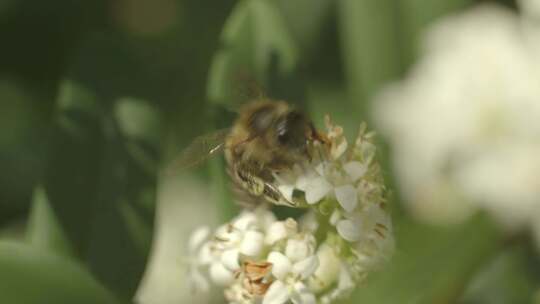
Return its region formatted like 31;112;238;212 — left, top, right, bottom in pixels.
245;101;313;159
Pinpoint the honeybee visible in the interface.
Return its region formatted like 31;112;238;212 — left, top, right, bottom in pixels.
170;100;325;207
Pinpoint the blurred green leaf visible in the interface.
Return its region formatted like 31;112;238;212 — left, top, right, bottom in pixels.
44;82;154;300
0;241;119;304
26;186;72;257
114;97;161;174
118;199;152;255
306;82;357;138
461;244;539;304
0;81;38;148
351;215;500;304
208;156;239;222
207;0;299;107
0;80;51;225
114;98;161;145
58;80;99;114
56;80;100;142
274;0;334;55
0;221;25;241
338;0;401;120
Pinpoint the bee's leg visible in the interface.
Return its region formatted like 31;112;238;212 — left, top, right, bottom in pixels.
309;122;329;144
303;144;312;162
234;164;296;207
262;181;296;207
235;166;265;197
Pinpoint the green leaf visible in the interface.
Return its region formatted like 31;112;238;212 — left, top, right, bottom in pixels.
57;80;99;114
0;80;50;224
56;80;100;141
351;214;500;304
44;82;154;300
118;200;152;254
306;82;357;138
274;0;334;55
338;0;401;120
114;98;161;145
461;245;539;304
0;241;119;304
207;0;299;107
208;156;238;222
26;185;72;256
114;97;161;174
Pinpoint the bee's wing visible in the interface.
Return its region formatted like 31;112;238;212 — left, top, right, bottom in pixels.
165;128;230;174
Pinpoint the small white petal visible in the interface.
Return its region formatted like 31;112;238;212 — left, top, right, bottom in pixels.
215;225;241;245
298;212;318;232
258;208;278;229
189;268;210;292
337;265;354;291
278;184;295;203
295;176;310;192
366;203;388;225
221;249;240;271
272;171;292;185
336;219;362;242
234;212;258;231
266;221;288;245
209;262;234;286
329;209;341;226
286;239;310;263
309;244;341;292
292;256;319;279
214;224;230;238
284;218;299;231
198;243;213;265
332;139;348;159
263;281;290;304
239;230;264;257
344;161;367;181
305;177;332;204
334;185;358;212
268;251;292;280
188;226;210;253
315;163;325;176
291;282;316;304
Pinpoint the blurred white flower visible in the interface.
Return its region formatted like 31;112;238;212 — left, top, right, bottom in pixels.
187;226;212;292
520;0;540;20
374;4;540;230
135;176;220;304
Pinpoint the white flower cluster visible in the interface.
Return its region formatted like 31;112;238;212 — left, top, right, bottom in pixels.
273;117;394;269
188;209;319;304
374;3;540;231
187;118;393;304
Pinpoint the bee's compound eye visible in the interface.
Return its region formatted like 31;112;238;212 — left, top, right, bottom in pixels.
277;128;290;145
275;111;307;149
249;105;275;133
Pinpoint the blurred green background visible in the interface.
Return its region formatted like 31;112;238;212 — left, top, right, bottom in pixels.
1;0;539;303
